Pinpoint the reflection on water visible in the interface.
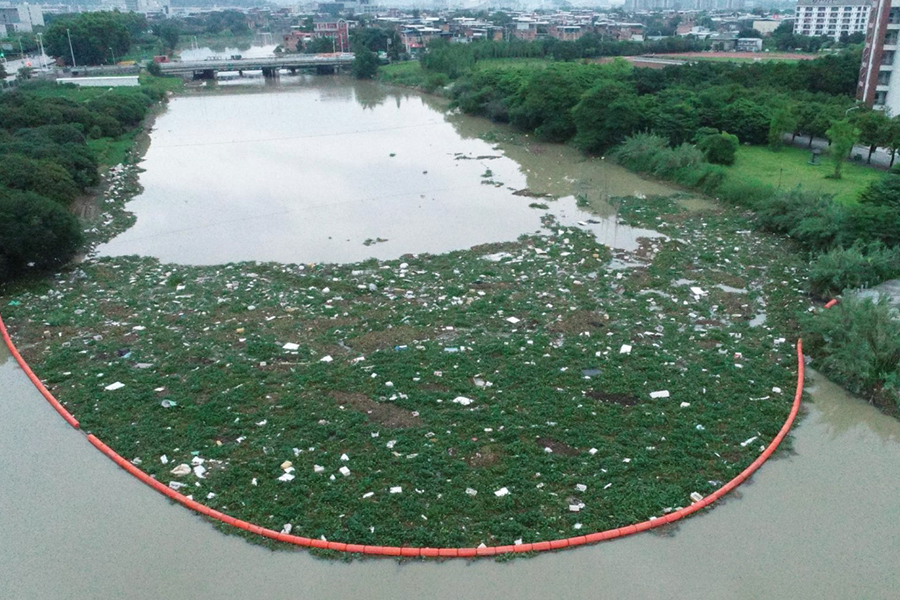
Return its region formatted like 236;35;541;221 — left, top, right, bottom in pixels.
1;341;898;599
97;79;669;265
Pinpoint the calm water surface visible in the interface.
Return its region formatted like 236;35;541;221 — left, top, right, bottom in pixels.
97;79;667;265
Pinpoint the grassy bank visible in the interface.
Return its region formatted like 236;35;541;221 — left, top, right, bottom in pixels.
728;145;879;204
1;195;806;552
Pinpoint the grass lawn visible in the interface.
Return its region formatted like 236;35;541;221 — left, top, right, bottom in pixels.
728;145;882;204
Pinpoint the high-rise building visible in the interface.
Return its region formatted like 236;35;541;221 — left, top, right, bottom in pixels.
858;0;900;113
793;0;872;41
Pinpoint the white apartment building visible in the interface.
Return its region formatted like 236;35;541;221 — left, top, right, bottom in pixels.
858;0;900;114
793;0;872;41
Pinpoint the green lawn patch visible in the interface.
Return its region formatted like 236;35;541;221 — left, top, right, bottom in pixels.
728;145;881;204
2;195;807;554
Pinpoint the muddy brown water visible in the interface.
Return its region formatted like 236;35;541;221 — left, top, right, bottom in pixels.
95;79;666;265
2;344;898;599
6;79;899;597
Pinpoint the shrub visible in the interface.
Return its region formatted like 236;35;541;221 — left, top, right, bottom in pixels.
422;72;449;93
808;242;900;297
755;189;845;252
650;143;704;178
146;61;162;76
0;187;83;283
612;133;669;173
715;176;774;207
803;296;900;409
696;130;739;165
0;153;81;204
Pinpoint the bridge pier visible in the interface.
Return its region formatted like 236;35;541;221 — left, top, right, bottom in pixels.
262;67;278;80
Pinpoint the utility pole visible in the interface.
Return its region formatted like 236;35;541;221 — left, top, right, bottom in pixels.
109;46;117;65
67;28;76;68
36;33;46;70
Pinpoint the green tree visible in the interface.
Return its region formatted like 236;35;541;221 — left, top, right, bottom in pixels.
0;187;83;283
853;109;892;163
572;82;644;153
768;105;798;150
351;45;378;79
303;36;335;54
696;129;739;165
0;154;80;204
825;119;859;179
153;22;179;52
43;11;141;66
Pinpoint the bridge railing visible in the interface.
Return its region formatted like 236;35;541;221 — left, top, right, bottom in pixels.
159;54;355;72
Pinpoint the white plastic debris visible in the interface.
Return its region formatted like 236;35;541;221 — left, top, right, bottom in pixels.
168;481;186;491
160;399;177;408
569;505;581;512
740;436;759;447
650;390;670;399
494;487;510;497
278;473;295;482
282;343;300;351
192;465;206;478
620;344;632;354
319;355;333;363
281;523;292;534
506;317;521;324
575;484;587;492
772;387;782;394
690;287;708;297
589;448;598;455
104;382;125;391
466;488;478;496
452;396;474;406
690;492;704;503
339;466;351;477
160;455;168;464
340;453;349;461
389;486;403;494
680;402;691;408
362;492;374;499
313;464;325;473
170;464;191;476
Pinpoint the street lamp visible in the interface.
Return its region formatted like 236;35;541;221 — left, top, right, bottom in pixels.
109;46;117;66
66;28;76;68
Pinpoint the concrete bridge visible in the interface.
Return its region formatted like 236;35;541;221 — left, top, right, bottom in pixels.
159;53;355;79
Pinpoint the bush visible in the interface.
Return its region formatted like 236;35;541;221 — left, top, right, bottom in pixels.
611;133;669;173
0;187;83;283
146;61;162;76
650;143;704;178
715;177;774;208
422;72;449;93
0;153;81;204
696;130;739;165
755;189;846;252
803;296;900;409
808;242;900;297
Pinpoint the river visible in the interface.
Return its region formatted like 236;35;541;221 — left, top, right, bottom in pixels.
3;77;899;598
2;342;898;598
96;78;667;264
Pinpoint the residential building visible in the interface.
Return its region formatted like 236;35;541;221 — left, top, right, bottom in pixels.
0;2;42;34
793;0;872;41
736;37;764;51
858;0;900;113
312;17;350;52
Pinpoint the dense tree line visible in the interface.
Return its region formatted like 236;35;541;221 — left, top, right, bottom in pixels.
0;83;162;284
44;11;147;66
